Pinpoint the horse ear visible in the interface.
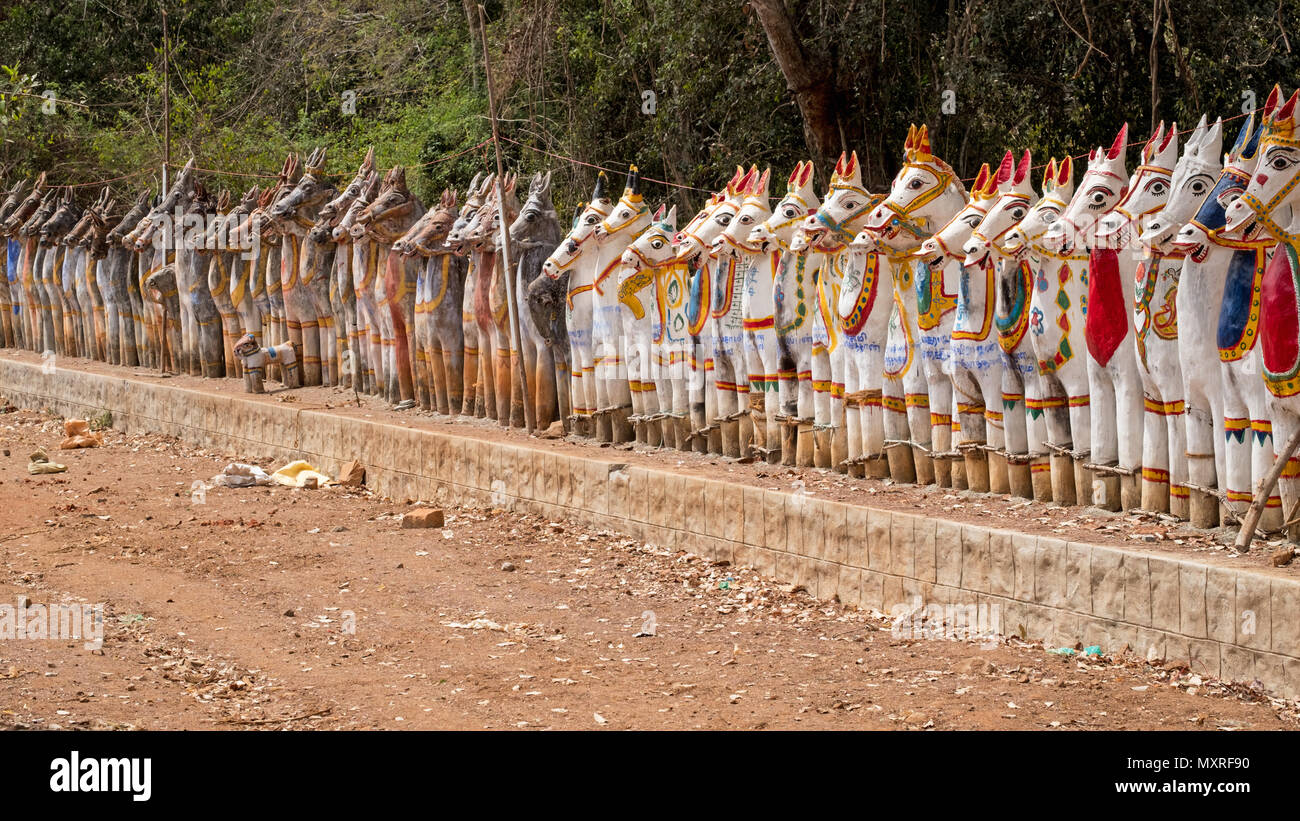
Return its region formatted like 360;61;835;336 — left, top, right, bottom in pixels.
361;146;375;173
1042;158;1057;190
1159;121;1176;154
788;163;800;187
904;124;916;154
1264;84;1283;119
1058;156;1072;186
1145;121;1164;160
800;161;814;188
1278;88;1300;125
1202;116;1224;160
1014;150;1031;185
593;171;609;201
972;164;991;195
666;205;677;229
995;150;1014;186
1107;123;1128;161
653;203;666;221
833;152;846;179
758;168;771;198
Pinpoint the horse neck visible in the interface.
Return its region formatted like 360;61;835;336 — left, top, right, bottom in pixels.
738;248;778;318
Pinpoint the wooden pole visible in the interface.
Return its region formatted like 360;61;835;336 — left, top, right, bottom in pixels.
1234;425;1300;551
162;6;171;193
477;4;535;431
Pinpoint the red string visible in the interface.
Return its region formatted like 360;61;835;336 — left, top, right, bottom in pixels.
496;135;710;193
955;106;1259;182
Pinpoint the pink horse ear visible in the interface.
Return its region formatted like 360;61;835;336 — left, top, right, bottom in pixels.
787;164;800;187
1107;123;1129;160
972;163;991;195
1014;150;1031;185
653;204;666;221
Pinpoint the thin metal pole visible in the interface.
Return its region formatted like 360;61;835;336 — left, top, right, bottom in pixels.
478;4;535;432
162;6;171;192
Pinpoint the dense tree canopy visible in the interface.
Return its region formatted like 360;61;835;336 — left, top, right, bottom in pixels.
1;0;1298;215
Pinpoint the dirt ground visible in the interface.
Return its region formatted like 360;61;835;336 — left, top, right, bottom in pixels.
0;404;1296;731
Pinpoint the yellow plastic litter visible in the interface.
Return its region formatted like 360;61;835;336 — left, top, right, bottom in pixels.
270;460;334;488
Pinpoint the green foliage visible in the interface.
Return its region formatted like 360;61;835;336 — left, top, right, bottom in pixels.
1;0;1299;214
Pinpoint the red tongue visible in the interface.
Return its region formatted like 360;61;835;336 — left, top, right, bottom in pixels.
1085;247;1127;366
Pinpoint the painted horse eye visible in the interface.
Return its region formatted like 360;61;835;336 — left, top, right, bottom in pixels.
1010;208;1026;220
908;179;923;190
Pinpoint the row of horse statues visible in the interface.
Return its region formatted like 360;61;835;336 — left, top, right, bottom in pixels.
8;86;1300;538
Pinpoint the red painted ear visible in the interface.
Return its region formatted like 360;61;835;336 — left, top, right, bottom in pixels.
788;164;800;187
846;151;859;178
758;168;771;193
1143;122;1163;161
995;150;1014;186
1015;149;1032;185
1265;84;1283;118
1159;122;1176;153
1058;156;1072;185
972;163;991;194
904;124;916;153
800;161;814;188
653;204;666;221
1042;158;1057;189
1107;123;1128;160
1280;89;1300;123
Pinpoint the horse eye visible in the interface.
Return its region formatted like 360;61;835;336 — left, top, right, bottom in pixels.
908;179;923;190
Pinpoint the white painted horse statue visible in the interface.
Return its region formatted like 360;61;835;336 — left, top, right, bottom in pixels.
1131;116;1223;518
963;151;1047;499
1172;96;1278;527
862;127;968;487
748;161;823;466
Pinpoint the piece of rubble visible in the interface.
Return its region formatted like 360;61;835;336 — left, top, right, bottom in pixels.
337;460;366;487
401;508;445;529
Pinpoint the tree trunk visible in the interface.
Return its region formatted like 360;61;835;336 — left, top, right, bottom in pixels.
750;0;841;174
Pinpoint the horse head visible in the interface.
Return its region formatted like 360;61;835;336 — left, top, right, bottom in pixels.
1095;121;1180;249
798;152;883;254
963;150;1036;268
1224;85;1300;239
1043;124;1129;254
542;171;610;279
1140;115;1223;254
268;146;336;230
750;161;818;253
509;170;561;250
621;203;679;271
861;125;967;252
911;157;998;268
1004;157;1074;258
715;167;771;257
593;165;650;247
1175;90;1279;258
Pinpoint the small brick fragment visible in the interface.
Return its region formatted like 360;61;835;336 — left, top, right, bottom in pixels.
401;508;444;529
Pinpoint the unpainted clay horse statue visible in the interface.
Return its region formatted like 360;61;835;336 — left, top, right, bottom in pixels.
508;171;566;429
234;331;300;393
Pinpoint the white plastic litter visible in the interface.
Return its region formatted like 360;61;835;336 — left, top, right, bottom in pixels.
210;463;273;488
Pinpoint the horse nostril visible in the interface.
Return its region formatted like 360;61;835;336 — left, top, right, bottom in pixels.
566;240;578;254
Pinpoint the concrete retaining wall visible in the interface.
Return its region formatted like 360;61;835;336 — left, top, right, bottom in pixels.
3;352;1298;700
